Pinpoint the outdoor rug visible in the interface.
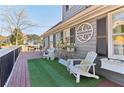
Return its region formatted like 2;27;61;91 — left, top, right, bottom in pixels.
28;58;104;87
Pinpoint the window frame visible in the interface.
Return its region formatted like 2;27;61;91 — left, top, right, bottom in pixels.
108;8;124;60
65;5;74;12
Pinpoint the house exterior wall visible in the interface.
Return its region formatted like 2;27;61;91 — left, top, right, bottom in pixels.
73;14;124;86
43;6;124;86
63;15;124;86
74;20;97;58
62;5;88;21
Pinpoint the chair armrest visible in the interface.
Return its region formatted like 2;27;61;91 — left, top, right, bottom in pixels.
75;63;96;67
75;64;81;68
67;59;83;66
68;59;83;61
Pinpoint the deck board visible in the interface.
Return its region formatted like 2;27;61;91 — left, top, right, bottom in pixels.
97;80;122;87
6;51;41;87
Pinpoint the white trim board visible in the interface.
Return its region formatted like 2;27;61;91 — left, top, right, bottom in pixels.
101;61;124;74
108;7;124;60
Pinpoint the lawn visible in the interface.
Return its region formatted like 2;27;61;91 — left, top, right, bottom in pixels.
28;58;105;87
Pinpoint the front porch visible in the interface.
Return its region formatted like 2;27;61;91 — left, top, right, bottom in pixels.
4;51;122;87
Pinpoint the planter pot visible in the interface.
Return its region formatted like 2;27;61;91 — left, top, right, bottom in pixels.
67;47;75;52
67;47;70;52
70;48;75;52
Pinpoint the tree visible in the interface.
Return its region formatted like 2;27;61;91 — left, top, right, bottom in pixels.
0;35;6;41
0;35;6;47
0;6;38;45
10;28;24;45
26;34;41;45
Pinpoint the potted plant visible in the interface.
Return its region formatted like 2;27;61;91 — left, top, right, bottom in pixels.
67;43;75;52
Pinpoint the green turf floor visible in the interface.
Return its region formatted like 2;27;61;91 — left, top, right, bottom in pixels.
28;58;104;87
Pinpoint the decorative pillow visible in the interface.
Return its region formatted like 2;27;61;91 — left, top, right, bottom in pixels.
45;51;49;54
73;60;81;65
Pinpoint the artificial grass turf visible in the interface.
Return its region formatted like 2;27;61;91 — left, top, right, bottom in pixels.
28;58;105;87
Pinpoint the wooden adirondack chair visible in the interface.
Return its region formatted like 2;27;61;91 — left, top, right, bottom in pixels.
43;48;56;60
68;51;99;83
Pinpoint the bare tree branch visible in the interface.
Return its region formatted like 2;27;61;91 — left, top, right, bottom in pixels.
0;6;38;45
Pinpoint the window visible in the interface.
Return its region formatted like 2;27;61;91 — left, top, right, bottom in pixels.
70;27;75;43
69;5;73;9
44;37;49;47
112;12;124;56
65;5;73;11
65;5;69;11
108;8;124;60
97;17;108;56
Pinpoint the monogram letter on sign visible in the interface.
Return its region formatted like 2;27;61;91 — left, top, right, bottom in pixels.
76;23;93;43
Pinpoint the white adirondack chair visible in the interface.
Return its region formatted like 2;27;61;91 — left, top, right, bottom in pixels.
68;51;99;83
43;48;56;60
47;48;56;60
42;46;48;53
42;46;49;57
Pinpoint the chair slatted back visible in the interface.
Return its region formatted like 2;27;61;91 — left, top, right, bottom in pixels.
50;48;55;53
84;51;97;63
83;52;97;72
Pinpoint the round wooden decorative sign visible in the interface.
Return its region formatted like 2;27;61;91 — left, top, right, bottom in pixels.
76;23;93;43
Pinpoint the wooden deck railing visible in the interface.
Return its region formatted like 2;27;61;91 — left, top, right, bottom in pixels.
0;46;21;87
21;45;41;52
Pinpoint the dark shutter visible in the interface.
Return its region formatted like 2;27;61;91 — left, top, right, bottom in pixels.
48;36;50;48
43;38;45;47
65;5;69;11
53;34;56;48
70;27;75;43
97;17;108;57
60;31;63;42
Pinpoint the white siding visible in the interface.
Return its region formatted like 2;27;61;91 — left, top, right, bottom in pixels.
74;20;97;58
62;5;88;21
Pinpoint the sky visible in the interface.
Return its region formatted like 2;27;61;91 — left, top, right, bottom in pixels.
0;5;62;36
